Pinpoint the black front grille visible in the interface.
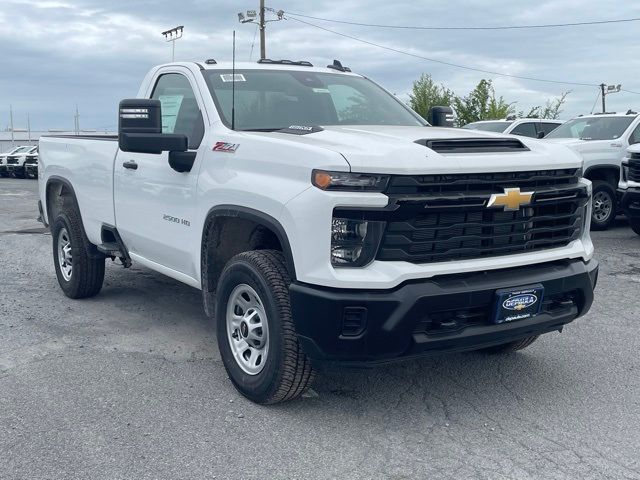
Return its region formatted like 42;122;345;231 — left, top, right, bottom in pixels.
24;156;38;165
7;156;19;165
629;153;640;183
374;169;587;264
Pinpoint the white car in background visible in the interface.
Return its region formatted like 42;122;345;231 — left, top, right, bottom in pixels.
5;145;38;178
544;112;640;230
0;145;33;177
463;118;563;139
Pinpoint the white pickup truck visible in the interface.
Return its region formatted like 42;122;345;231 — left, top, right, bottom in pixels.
38;60;598;404
544;112;640;230
619;145;640;235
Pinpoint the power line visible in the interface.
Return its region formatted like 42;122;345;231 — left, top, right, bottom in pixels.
285;16;598;87
281;11;640;31
621;88;640;95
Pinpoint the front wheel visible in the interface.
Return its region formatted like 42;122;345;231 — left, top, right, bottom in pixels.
215;250;315;404
590;180;617;230
630;218;640;236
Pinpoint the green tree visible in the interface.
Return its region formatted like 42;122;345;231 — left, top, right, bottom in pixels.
453;79;515;126
519;92;569;119
408;74;455;121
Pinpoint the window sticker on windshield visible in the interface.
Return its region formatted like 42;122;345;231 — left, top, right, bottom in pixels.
312;88;330;94
220;74;246;83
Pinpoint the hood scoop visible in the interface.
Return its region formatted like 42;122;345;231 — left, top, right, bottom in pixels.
415;137;529;153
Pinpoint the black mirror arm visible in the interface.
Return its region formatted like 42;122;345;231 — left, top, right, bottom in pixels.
169;151;197;173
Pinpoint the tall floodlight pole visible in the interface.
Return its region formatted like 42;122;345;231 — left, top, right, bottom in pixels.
238;5;284;59
162;26;184;62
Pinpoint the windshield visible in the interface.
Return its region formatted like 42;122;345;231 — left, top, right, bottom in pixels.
462;121;513;133
8;146;32;155
546;116;634;140
202;69;426;130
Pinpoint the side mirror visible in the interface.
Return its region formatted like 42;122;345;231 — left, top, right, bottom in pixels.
429;106;455;127
537;131;546;139
118;99;188;154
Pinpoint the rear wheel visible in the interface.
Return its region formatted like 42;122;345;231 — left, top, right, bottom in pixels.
481;335;539;354
52;205;105;299
630;218;640;236
215;250;315;404
590;180;616;230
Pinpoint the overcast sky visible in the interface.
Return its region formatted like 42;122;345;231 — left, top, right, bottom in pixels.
3;0;640;130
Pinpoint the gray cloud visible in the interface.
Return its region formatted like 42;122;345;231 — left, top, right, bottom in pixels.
3;0;640;129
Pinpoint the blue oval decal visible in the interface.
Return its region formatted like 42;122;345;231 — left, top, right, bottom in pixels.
503;294;538;311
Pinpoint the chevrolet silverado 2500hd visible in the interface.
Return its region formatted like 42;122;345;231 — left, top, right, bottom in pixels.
38;60;598;404
619;144;640;235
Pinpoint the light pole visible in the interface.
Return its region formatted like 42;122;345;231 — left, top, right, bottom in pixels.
600;83;621;113
238;3;284;59
162;26;184;62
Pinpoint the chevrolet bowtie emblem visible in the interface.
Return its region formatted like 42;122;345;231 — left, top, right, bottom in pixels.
487;188;534;211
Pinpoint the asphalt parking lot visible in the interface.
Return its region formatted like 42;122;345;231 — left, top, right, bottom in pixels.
1;177;639;480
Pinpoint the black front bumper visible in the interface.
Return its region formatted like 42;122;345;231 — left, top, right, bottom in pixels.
290;258;598;367
619;187;640;220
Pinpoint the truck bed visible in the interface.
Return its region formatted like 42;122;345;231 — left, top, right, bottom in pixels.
40;135;120;246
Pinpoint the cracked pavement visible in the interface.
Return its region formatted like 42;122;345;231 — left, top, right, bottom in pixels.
1;178;639;479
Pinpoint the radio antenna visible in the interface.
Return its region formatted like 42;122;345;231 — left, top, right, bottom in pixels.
231;30;236;131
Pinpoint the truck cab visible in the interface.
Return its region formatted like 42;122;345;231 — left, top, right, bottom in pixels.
38;60;598;404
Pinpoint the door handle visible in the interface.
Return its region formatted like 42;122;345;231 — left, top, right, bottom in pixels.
122;160;138;170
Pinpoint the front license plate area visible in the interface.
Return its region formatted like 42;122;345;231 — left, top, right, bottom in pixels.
493;284;544;324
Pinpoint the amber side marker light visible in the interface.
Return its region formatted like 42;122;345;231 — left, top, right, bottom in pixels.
313;171;333;190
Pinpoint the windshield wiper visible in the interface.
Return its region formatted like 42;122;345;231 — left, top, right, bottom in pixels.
240;128;282;132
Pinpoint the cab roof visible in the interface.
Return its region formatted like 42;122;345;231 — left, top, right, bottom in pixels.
157;60;362;77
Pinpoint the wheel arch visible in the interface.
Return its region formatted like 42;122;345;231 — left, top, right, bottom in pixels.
200;205;296;316
584;165;620;186
45;176;80;226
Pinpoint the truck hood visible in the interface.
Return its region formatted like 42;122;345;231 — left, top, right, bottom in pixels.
256;125;582;174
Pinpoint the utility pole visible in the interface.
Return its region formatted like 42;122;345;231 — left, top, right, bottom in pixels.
259;0;266;59
238;5;284;60
9;105;14;146
600;83;622;113
74;105;80;135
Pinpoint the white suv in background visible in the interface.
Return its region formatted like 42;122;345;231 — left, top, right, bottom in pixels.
463;118;563;139
0;145;33;177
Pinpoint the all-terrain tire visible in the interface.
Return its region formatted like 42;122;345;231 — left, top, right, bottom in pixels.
590;180;617;231
215;250;315;404
52;205;105;299
630;218;640;236
481;335;539;354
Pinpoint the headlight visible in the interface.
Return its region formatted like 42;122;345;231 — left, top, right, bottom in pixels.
331;217;384;267
312;170;390;192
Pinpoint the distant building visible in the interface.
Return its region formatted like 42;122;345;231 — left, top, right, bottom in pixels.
0;130;114;153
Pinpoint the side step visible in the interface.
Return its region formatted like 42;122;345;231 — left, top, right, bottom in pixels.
97;242;124;257
98;225;132;268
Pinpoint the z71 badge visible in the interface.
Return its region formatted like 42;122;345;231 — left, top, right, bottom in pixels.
213;142;240;153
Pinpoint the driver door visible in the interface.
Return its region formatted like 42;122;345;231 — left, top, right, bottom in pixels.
114;71;206;282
